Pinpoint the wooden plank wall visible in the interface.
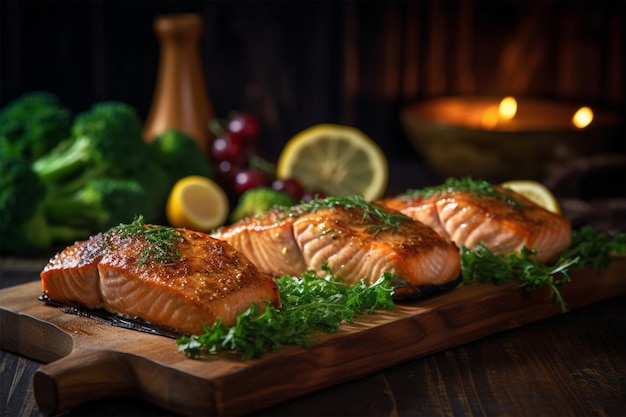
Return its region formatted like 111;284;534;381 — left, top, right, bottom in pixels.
1;1;623;162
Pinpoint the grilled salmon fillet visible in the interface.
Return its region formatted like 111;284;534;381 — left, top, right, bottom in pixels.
40;225;279;335
212;198;461;298
380;181;571;263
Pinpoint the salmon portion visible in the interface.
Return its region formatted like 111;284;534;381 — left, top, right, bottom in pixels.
212;203;461;298
380;185;571;263
41;227;280;335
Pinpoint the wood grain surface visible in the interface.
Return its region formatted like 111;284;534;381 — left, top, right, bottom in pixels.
0;258;624;416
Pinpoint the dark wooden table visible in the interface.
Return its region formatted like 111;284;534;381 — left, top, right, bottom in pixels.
1;256;624;417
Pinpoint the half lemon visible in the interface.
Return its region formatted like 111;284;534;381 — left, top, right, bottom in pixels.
502;180;561;214
166;175;229;232
276;124;388;201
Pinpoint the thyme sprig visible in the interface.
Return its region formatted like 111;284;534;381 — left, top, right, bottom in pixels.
177;266;396;360
284;195;410;233
107;215;182;264
403;177;522;209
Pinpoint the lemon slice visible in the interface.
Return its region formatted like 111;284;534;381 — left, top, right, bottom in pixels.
166;176;229;232
502;180;561;214
276;124;388;201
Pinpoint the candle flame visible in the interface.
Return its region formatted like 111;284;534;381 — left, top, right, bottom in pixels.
498;96;517;120
481;96;517;129
572;106;593;129
481;106;500;129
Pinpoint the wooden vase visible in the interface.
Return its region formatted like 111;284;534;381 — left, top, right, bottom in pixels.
143;13;214;156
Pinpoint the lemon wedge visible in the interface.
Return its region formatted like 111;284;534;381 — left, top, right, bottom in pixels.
276;124;388;201
502;180;561;214
166;175;229;232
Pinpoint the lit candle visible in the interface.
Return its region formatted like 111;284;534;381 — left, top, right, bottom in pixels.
401;95;621;182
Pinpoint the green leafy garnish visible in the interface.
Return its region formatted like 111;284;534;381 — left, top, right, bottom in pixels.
461;226;626;312
107;215;181;264
403;177;522;209
177;266;396;360
177;223;623;360
284;195;410;233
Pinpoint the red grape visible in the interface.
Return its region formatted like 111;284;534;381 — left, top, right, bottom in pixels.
216;160;241;184
228;113;260;143
272;178;305;201
211;135;244;162
234;169;270;195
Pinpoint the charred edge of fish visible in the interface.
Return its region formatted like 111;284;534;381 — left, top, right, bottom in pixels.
391;275;462;300
38;295;183;338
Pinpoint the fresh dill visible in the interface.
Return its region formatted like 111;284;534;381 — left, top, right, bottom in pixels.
177;266;396;360
403;177;522;209
106;215;182;264
283;195;410;233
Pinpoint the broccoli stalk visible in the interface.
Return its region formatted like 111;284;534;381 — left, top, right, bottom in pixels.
30;101;170;227
32;101;148;188
44;178;152;232
0;156;88;256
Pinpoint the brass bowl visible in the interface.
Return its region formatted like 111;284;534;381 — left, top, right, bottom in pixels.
401;96;622;182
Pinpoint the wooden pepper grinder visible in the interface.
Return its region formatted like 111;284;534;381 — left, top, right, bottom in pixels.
143;13;214;156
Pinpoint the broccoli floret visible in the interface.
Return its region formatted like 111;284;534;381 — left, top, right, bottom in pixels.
230;187;297;223
31;101;149;189
149;129;215;188
43;178;154;232
27;100;172;233
0;91;72;162
0;156;88;256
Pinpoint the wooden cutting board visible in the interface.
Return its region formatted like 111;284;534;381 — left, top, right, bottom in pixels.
1;258;624;416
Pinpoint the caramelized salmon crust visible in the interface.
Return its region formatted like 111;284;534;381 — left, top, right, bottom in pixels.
380;185;572;263
40;228;280;335
212;204;462;298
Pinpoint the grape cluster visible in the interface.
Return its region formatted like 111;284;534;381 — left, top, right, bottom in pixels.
210;112;309;202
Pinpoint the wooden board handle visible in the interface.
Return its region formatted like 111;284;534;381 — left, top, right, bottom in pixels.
34;349;137;415
33;347;220;415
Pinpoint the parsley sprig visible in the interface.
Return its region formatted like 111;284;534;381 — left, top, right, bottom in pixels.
461;226;626;312
177;266;396;360
176;225;623;360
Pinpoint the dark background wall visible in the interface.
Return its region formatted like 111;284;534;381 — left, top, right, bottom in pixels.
1;0;624;163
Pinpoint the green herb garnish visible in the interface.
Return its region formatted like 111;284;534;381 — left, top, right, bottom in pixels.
177;266;396;360
403;177;522;209
461;226;626;312
284;195;410;233
107;215;181;264
177;223;623;359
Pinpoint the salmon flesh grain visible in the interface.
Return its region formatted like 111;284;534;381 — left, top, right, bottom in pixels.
380;184;571;263
40;225;280;335
212;199;462;299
